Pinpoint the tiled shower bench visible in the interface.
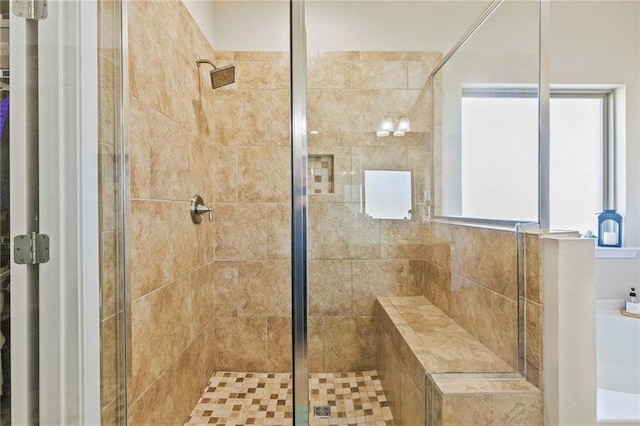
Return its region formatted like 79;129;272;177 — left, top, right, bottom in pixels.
375;297;543;425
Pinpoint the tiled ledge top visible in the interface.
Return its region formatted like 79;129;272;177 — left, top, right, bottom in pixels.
429;373;539;395
376;296;538;394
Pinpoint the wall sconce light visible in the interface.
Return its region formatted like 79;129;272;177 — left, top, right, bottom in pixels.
377;116;410;137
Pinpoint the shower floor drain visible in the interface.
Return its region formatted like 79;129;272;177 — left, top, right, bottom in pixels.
313;405;331;419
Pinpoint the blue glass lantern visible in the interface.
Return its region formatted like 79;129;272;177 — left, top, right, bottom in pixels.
597;209;622;248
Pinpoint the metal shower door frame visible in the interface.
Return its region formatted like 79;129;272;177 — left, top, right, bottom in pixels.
290;0;309;424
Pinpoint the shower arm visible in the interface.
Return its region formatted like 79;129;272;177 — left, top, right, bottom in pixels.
195;56;219;70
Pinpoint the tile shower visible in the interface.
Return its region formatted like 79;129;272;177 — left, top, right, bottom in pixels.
97;1;546;425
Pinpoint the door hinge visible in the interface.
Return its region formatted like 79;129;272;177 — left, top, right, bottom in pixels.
14;232;50;265
12;0;47;20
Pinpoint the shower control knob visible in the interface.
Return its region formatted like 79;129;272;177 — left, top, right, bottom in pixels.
190;195;213;224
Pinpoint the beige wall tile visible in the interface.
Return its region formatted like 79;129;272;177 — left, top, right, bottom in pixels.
493;393;543;425
449;274;492;344
318;51;360;61
128;98;191;201
400;376;425;426
381;220;430;260
382;89;431;132
128;4;174;119
490;293;518;370
308;202;324;259
190;262;215;340
130;200;172;300
234;51;277;61
267;203;291;259
170;202;203;280
147;123;192;202
378;329;401;422
432;387;444;426
424;262;451;316
309;260;352;316
101;397;120;425
99;143;117;231
190;136;216;204
129;365;177;426
215;317;267;371
443;394;493;426
146;1;185;44
308;60;351;89
351;146;408;175
457;227;517;299
213;51;235;61
203;319;217;375
526;301;542;389
408;58;441;90
359;52;408;61
350;61;408;89
267;317;292;372
238;147;289;203
101;316;118;408
130;276;191;402
352;260;422;315
213;204;267;260
173;335;207;423
526;233;541;304
323;203;381;260
266;90;291;146
100;231;118;319
426;224;453;268
408;144;431;208
98;0;117;60
214;261;238;317
237;260;291;317
307;89;378;136
234;60;289;90
214;90;266;146
324;316;377;371
309;316;325;372
128;98;151;199
213;147;238;203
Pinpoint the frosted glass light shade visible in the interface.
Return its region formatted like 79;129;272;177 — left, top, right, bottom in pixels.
380;117;394;132
398;117;411;132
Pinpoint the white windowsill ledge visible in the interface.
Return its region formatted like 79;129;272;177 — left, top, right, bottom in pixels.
595;247;639;259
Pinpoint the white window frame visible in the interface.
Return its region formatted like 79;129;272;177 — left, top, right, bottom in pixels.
450;87;616;228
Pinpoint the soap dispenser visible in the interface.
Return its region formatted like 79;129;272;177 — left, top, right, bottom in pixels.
626;287;640;315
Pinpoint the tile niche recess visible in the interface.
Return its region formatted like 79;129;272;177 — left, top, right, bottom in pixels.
308;154;334;194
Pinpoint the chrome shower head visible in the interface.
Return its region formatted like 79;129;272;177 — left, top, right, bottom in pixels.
195;56;236;89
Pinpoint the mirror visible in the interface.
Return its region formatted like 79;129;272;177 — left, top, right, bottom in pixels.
364;170;412;220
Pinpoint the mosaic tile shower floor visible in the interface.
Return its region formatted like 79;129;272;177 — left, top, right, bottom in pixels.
185;370;395;425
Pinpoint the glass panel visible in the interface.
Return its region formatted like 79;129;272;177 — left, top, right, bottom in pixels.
305;8;438;420
123;0;294;423
460;94;538;221
428;0;544;413
434;0;540;223
98;0;126;423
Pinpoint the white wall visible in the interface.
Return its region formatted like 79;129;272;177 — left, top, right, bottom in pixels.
542;237;597;426
596;255;640;299
210;1;489;53
551;1;640;247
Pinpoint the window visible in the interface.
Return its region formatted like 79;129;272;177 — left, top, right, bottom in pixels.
456;88;613;234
